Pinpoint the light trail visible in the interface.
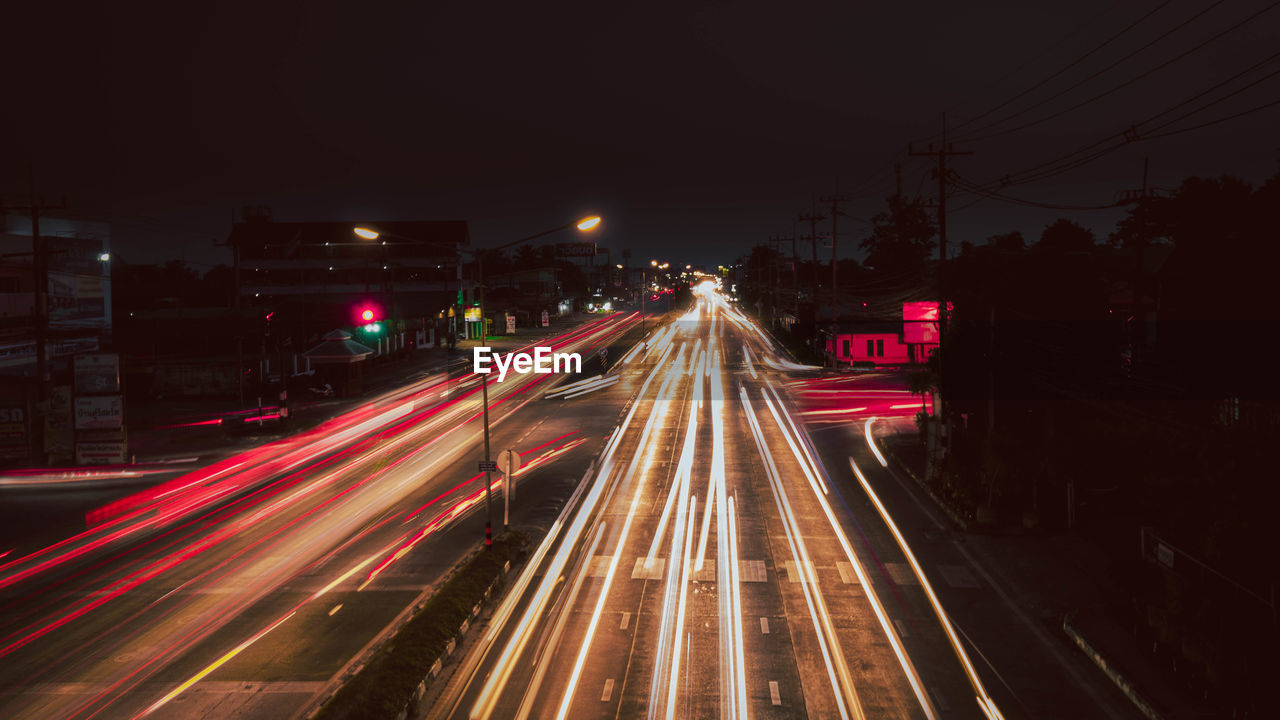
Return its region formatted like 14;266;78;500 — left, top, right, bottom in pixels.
757;392;936;719
741;386;859;720
849;454;1006;719
864;417;889;466
472;336;677;719
742;343;758;379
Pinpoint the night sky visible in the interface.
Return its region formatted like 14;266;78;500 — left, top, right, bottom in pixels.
6;0;1279;269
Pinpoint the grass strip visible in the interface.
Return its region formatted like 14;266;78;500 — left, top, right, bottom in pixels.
315;532;527;720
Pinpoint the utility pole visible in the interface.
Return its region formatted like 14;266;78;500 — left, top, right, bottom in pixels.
768;234;794;328
910;114;972;463
820;189;847;369
797;203;824;353
2;182;66;403
909;114;972;358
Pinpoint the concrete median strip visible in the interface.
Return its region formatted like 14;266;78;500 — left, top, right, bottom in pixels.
1063;612;1165;720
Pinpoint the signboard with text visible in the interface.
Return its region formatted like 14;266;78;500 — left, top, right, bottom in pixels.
74;395;123;430
74;353;120;394
76;441;126;465
554;242;597;258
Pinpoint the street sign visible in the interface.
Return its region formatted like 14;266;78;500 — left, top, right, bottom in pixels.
74;395;123;430
497;448;521;475
478;460;498;472
74;353;120;394
598;348;608;358
540;310;549;327
554;241;597;258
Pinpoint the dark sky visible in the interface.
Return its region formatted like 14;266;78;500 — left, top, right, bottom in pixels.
6;0;1279;270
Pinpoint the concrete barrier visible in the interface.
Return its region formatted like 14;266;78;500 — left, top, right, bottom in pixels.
1063;612;1165;720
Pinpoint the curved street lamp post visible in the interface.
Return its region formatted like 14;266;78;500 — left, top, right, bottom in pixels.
354;215;601;548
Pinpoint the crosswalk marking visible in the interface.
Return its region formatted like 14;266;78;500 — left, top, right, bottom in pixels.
938;564;981;588
783;560;815;583
836;562;862;584
769;680;781;706
884;562;918;585
631;557;665;580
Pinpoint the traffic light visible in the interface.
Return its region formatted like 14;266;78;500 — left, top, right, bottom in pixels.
353;301;383;327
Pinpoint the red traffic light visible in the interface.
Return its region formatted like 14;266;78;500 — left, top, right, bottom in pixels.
354;302;383;325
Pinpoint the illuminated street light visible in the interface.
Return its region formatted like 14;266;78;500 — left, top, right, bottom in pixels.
651;260;658;267
97;252;111;262
359;214;605;549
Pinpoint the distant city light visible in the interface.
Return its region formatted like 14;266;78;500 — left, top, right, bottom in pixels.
353;227;379;240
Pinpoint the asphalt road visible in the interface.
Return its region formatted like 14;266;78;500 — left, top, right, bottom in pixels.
431;288;1003;720
0;295;1143;720
0;312;641;720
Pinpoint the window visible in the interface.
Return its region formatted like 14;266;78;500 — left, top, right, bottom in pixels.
876;339;885;357
866;339;874;357
841;339;850;358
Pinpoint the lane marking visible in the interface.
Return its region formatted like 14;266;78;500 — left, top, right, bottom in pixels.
328;604;342;616
760;617;770;634
602;678;615;702
620;611;630;630
769;680;781;706
894;619;910;639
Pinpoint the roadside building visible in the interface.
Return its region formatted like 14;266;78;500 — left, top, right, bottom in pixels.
227;207;474;349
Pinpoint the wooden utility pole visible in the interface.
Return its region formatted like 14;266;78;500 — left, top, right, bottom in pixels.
909;114;972;351
820;189;847;367
2;183;66;402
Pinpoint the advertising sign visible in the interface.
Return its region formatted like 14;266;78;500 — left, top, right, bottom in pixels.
553;242;597;258
903;301;951;344
0;404;28;461
540;310;549;327
74;353;120;394
506;314;516;334
76;441;126;465
74;395;123;430
464;307;482;322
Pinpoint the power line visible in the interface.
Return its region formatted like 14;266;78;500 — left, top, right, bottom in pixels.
961;50;1280;193
945;1;1177;139
958;0;1279;143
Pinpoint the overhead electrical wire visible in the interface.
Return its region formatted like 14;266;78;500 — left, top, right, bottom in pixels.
943;1;1177;140
957;0;1280;143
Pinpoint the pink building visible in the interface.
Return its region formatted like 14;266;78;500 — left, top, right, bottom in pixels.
824;302;945;367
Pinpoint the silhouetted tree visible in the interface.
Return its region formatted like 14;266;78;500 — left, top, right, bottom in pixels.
860;194;936;274
986;230;1025;251
1034;218;1095;253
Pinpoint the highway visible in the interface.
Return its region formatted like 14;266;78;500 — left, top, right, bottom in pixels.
433;283;1002;720
0;312;640;720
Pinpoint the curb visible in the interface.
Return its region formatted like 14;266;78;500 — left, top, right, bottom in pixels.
1063;611;1165;720
880;440;972;532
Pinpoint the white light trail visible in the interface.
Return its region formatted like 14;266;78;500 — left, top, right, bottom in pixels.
849;457;1005;720
864;417;888;466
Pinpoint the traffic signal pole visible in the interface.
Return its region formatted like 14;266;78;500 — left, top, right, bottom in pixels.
478;253;493;548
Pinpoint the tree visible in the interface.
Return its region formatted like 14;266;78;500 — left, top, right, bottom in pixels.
1034;218;1095;253
860;194;936;275
987;230;1025;251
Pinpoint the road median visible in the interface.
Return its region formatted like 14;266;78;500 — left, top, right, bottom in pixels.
309;533;527;720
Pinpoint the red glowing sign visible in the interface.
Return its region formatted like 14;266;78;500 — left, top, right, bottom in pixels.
903;301;949;344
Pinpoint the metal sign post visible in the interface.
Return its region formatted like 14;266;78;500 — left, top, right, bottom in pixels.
497;448;521;530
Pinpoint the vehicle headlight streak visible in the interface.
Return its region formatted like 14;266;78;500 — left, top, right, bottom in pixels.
850;448;1005;720
472;336;678;720
751;388;937;719
741;386;861;720
864;418;888;467
550;344;687;720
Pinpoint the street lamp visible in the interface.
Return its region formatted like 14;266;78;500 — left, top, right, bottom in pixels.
353;214;601;548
